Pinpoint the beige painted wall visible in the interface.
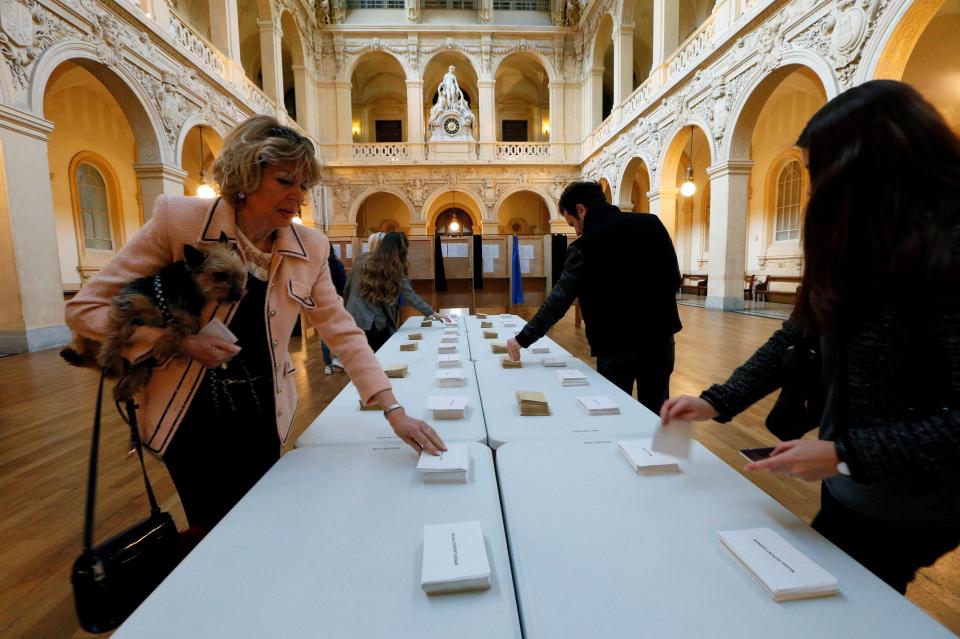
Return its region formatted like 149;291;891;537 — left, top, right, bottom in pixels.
497;191;549;234
902;13;960;133
44;63;143;288
0;141;24;331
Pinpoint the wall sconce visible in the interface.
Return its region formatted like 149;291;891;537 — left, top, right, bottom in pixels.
352;123;361;140
542;119;550;138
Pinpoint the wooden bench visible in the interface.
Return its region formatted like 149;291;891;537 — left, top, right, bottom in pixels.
680;274;708;296
755;275;801;304
743;274;756;301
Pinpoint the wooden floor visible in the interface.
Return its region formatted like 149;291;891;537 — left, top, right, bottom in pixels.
1;305;957;638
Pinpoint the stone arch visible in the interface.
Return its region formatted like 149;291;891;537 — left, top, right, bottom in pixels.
348;188;417;225
723;56;838;162
859;0;944;83
597;176;612;202
615;154;653;210
492;186;559;222
421;188;487;226
659;118;714;188
175;115;230;166
490;49;558;85
29;42;169;163
343;48;411;83
278;10;306;67
419;48;484;82
592;12;616;69
493;51;553;142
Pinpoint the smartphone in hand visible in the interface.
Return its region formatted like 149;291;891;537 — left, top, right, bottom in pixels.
740;447;775;463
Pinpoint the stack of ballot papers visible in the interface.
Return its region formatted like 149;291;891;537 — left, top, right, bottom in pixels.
491;343;507;354
416;443;469;483
400;342;418;352
421;521;491;595
441;335;459;344
438;344;457;354
502;321;518;328
435;369;466;387
542;358;566;367
384;363;408;378
530;345;550;354
501;357;522;369
359;400;381;412
617;438;680;473
408;332;423;341
718;528;839;602
483;331;498;339
476;313;488;319
556;369;589;386
517;390;550;416
420;319;434;328
480;321;493;329
443;327;460;336
428;395;468;419
577;395;620;416
438;354;462;368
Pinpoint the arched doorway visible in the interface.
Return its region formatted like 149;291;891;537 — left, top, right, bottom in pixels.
355;191;414;236
181;125;224;198
495;190;551;235
495;53;551;142
660;123;711;273
351;52;408;143
422;52;480;140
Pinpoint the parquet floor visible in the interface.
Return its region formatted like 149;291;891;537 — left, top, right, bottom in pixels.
1;305;957;638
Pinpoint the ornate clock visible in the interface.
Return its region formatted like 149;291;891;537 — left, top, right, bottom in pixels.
443;117;461;136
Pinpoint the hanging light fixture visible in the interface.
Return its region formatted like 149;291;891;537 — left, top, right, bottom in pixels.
196;126;216;198
679;125;697;198
449;191;461;235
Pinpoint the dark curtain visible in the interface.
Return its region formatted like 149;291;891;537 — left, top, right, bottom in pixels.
472;234;483;289
434;234;448;292
551;234;568;286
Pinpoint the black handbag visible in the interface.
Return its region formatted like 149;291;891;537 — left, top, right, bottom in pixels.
72;372;182;633
765;334;825;441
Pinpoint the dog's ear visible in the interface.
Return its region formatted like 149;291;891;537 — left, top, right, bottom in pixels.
218;231;229;245
183;244;206;268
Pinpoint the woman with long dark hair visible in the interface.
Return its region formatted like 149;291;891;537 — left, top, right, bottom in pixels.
660;80;960;594
345;231;445;351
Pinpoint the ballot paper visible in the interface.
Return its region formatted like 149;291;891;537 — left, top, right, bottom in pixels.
443;328;460;336
438;354;462;368
577;395;620;416
542;358;567;367
438;344;458;354
442;316;457;325
400;342;418;352
501;357;522;369
435;369;466;387
556;370;589;386
490;343;508;354
441;335;459;344
483;331;498;339
417;443;469;484
650;419;693;459
517;390;550;416
421;521;491;594
480;321;494;329
420;319;434;328
476;313;488;319
384;363;408;379
428;395;468;420
502;321;518;328
718;528;839;602
530;345;550;354
617;438;680;473
199;318;238;343
408;332;423;341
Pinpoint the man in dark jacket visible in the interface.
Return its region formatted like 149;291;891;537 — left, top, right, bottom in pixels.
323;251;348;374
507;181;682;413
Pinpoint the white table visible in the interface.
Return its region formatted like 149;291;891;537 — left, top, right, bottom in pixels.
474;358;656;448
375;323;471;364
400;315;462;330
114;443;521;639
297;360;487;446
495;439;955;639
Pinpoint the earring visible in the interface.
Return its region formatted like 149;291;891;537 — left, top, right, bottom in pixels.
237;192;246;200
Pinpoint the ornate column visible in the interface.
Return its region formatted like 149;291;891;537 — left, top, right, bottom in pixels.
134;163;188;221
705;160;753;311
291;65;317;137
652;0;679;83
257;19;284;106
548;81;566;160
477;80;496;160
208;0;242;65
584;66;603;132
406;80;426;161
613;24;634;107
0;107;70;354
334;80;354;158
647;186;679;242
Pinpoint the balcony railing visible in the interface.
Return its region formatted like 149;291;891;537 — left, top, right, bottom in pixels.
666;14;718;80
353;143;409;160
168;10;226;78
495;142;552;160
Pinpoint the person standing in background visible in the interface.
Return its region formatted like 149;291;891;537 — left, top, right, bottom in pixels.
322;250;347;375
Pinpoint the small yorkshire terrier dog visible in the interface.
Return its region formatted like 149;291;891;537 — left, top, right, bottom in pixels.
61;233;246;400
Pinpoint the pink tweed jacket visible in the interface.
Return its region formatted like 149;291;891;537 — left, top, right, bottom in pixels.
65;195;391;455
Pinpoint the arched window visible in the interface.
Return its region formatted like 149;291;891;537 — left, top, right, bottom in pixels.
774;160;802;241
75;163;113;251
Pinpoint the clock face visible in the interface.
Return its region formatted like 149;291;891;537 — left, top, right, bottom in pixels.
443;117;461;136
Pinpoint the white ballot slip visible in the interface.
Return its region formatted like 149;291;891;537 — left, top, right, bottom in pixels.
438;344;458;354
416;443;469;484
438;354;462;368
577;395;620;416
427;395;468;420
421;521;491;594
556;370;589;386
718;528;839;602
650;419;693;459
443;328;460;335
502;321;518;328
441;335;459;344
542;358;567;368
617;438;680;473
435;369;466;388
530;345;550;354
199;318;238;343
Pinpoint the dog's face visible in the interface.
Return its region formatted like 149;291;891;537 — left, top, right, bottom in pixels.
184;240;247;302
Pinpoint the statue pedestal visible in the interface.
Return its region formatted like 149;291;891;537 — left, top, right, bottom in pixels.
428;140;477;162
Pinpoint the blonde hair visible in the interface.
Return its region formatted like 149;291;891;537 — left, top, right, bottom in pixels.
367;232;385;253
211;115;319;203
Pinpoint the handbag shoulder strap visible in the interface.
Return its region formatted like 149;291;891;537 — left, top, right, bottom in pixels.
83;372;162;552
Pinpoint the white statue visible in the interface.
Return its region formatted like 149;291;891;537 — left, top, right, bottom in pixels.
439;66;466;111
428;65;475;141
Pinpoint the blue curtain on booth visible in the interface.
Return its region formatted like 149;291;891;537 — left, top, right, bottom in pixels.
511;235;524;304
